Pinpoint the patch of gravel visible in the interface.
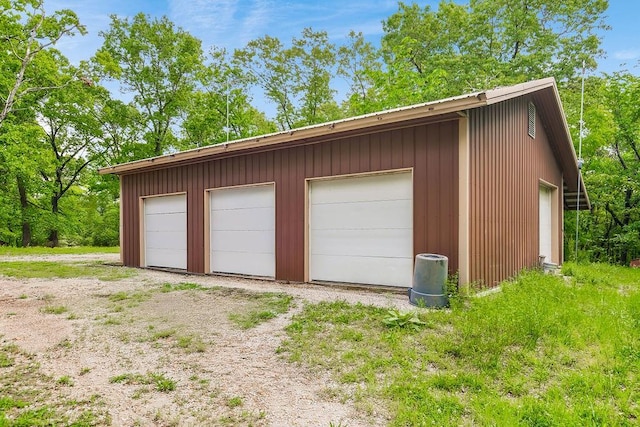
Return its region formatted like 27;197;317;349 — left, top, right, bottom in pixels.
0;254;414;426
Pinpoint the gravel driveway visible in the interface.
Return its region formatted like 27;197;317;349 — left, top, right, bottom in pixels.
0;254;411;426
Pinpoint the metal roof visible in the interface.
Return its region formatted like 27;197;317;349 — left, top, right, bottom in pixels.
99;77;589;210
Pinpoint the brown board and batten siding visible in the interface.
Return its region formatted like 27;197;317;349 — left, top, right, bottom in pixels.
109;78;590;289
120;119;460;282
468;97;563;287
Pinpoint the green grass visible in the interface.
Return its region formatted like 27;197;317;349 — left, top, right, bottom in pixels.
56;375;73;387
0;246;119;256
227;292;294;329
159;282;207;292
109;372;176;392
226;396;243;408
0;260;135;280
0;343;110;426
281;265;640;425
107;290;150;308
176;334;207;353
150;329;176;340
41;305;68;315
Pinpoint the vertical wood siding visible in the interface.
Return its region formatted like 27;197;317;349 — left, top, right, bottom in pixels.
468;98;562;287
121;120;459;282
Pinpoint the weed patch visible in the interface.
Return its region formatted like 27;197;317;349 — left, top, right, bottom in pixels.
41;305;68;315
106;290;150;308
160;282;207;292
176;334;207;353
110;372;176;392
282;268;640;425
227;292;293;329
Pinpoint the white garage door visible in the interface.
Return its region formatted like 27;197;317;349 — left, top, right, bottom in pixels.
309;172;413;287
144;194;187;269
209;184;275;277
539;186;553;263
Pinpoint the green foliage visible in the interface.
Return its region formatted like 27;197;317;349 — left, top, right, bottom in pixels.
282;267;640;425
337;31;384;116
0;0;85;128
95;13;205;156
234;28;339;130
181;47;277;147
564;73;640;264
382;309;426;330
380;0;608;106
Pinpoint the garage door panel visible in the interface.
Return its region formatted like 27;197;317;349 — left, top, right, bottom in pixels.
311;254;413;287
211;207;274;231
309;171;413;287
144;194;187;270
311;173;412;204
211;251;274;277
311;199;412;230
211;230;274;253
144;195;186;214
311;228;412;258
209;184;275;277
146;248;187;269
146;230;187;251
145;212;186;232
211;185;274;210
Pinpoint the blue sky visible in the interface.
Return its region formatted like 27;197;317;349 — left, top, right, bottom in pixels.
46;0;639;114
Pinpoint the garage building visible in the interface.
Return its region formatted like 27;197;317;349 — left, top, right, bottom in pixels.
100;78;589;288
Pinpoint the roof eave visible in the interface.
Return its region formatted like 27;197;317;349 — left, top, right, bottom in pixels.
99;94;487;175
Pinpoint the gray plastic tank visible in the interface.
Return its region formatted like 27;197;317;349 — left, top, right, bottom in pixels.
409;253;449;307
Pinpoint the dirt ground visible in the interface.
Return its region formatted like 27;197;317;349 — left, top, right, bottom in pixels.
0;254;411;426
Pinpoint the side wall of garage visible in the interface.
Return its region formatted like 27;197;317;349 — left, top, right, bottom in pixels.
119;119;460;282
468;97;563;287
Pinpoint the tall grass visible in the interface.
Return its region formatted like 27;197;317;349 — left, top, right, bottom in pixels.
282;265;640;425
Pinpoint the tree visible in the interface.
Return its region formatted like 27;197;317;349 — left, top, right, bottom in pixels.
181;48;276;146
234;28;339;130
94;13;205;156
380;0;609;104
567;73;640;264
337;31;384;116
0;0;85;128
0;119;47;246
36;61;112;246
291;28;339;126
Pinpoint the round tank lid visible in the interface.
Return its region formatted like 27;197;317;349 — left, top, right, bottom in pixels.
416;253;448;260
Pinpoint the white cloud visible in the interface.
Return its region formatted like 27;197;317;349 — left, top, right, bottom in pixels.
613;49;640;61
237;0;274;44
168;0;248;49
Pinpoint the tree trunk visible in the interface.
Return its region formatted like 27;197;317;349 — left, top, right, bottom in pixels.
48;229;59;248
49;195;59;247
17;175;31;247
